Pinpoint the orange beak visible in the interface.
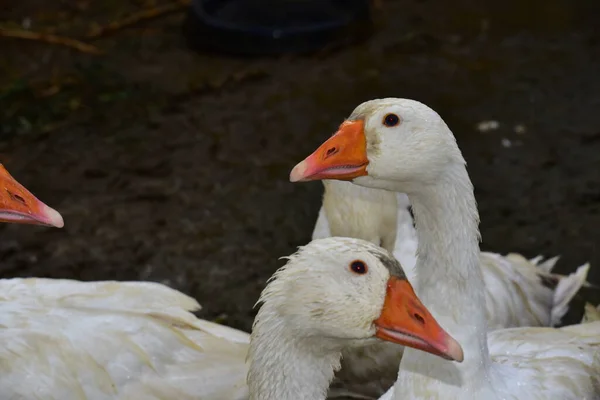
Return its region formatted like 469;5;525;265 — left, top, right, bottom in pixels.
0;164;64;228
374;276;464;362
290;120;369;182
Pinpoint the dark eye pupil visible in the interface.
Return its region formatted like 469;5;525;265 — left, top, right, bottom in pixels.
384;114;399;127
351;261;366;274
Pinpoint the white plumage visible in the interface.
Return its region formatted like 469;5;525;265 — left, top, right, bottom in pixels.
0;164;463;400
291;97;600;399
379;320;600;399
0;165;250;400
313;179;590;398
0;278;250;400
313;180;589;330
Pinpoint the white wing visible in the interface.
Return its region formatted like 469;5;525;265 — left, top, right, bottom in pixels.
0;278;249;400
481;252;589;330
487;321;600;398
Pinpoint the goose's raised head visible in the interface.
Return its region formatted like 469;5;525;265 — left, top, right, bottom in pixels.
290;98;463;192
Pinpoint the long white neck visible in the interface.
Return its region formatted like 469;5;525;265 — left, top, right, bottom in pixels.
322;180;399;253
391;164;492;397
247;305;342;400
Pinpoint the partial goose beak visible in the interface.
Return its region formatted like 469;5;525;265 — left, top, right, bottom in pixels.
290;120;369;182
374;276;464;362
0;164;64;228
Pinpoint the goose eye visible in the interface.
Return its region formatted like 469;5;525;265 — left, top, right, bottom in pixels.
349;260;368;275
383;113;400;127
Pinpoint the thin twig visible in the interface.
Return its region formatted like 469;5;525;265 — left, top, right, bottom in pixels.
0;28;102;55
86;0;191;40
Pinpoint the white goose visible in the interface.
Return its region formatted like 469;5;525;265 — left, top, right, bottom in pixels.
313;179;591;398
313;179;589;329
0;165;462;399
248;236;463;399
291;98;600;399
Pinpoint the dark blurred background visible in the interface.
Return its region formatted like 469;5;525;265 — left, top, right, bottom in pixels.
0;0;598;331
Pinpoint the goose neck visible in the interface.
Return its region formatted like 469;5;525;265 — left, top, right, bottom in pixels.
248;308;342;400
395;165;492;394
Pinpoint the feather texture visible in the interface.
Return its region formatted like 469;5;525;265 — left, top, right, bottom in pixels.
314;180;591;399
0;278;249;400
313;182;589;330
379;321;600;400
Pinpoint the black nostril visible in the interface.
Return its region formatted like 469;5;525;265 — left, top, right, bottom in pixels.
325;147;337;157
413;313;425;325
7;190;26;205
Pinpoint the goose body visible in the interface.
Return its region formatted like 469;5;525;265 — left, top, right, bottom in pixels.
0;278;250;400
312;182;415;276
292;98;600;399
378;320;600;399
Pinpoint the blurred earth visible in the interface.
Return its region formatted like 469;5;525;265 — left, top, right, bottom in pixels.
0;0;599;333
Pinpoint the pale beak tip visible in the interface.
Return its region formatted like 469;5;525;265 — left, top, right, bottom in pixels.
446;336;464;363
289;161;307;183
43;204;64;228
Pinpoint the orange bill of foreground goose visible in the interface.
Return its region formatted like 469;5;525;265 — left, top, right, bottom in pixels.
290;120;368;182
375;275;463;362
0;164;64;228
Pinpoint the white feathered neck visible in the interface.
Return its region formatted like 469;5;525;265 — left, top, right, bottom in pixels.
322;179;399;252
393;159;494;397
247;292;342;400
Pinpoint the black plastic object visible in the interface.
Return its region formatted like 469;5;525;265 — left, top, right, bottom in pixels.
183;0;372;56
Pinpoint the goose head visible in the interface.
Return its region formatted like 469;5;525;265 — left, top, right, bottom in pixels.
253;237;463;361
0;164;63;227
290;98;462;192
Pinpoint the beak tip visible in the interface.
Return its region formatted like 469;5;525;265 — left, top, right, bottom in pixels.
289;161;307;183
43;204;64;228
446;337;464;363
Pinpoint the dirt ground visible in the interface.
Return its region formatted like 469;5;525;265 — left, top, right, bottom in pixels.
0;0;598;333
